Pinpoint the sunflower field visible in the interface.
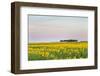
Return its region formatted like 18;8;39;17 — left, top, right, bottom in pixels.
28;42;88;60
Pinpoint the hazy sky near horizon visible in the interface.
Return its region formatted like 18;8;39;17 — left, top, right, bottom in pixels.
28;15;88;42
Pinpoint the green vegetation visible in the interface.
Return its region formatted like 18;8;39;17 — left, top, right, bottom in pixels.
28;42;88;60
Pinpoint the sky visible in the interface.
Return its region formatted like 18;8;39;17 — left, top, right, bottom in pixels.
28;15;88;42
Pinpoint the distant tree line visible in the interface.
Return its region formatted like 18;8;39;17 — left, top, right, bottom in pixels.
60;39;88;42
60;39;78;42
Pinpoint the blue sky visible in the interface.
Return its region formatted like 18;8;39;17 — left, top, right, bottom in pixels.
28;15;88;42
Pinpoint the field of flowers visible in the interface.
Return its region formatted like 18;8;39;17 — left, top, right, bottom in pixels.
28;42;88;60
